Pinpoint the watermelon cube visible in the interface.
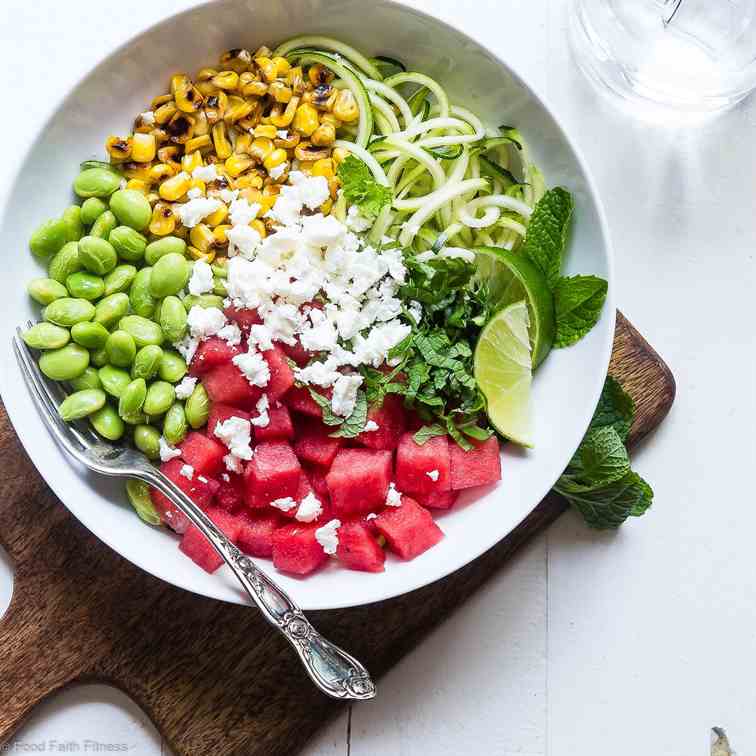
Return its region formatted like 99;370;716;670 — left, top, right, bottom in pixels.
215;473;245;512
263;346;295;402
336;521;385;572
284;386;327;418
395;433;451;495
293;419;343;467
207;403;251;437
189;337;242;376
272;523;328;575
374;496;444;560
179;432;227;477
179;507;243;573
355;395;407;451
449;436;502;490
254;402;294;442
150;459;219;533
224;304;262;332
326;449;392;516
305;464;330;499
244;441;302;508
237;511;282;558
412;489;459;510
281;337;312;367
202;362;262;408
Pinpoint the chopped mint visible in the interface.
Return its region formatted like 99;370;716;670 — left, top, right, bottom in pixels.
330;391;369;439
413;424;448;445
337;155;392;219
590;375;634;442
553;275;608;348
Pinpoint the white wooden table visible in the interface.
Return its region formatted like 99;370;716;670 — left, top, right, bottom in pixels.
1;1;754;753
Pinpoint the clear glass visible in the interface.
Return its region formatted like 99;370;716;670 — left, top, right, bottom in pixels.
569;0;756;119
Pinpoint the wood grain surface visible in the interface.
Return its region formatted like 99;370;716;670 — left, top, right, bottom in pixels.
0;312;675;756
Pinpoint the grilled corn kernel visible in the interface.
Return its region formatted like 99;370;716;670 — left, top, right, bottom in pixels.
149;202;176;235
251;219;267;238
134;113;155;133
255;56;278;83
106;136;132;162
157;145;180;163
254;125;278;139
234;133;252;155
257;192;278;214
309;84;336;111
263;149;288;171
235;173;264;190
171;74;204;112
240;77;268;97
189;224;216;253
212;71;239;91
151;93;173;109
249;137;274;162
288;66;305;95
193;109;210;137
212;122;233;160
308;63;334;86
154;101;178;125
167;112;195;144
321;113;342;128
220;48;253;73
149;163;177;182
333;89;359;122
294;142;330;162
270;96;300;128
184;134;212;153
181;150;203;173
204;91;228;124
188;179;206;195
197;67;218;82
186;246;214;263
224;96;254;124
332;147;350;165
320;197;333;215
159;171;191;201
213;224;232;244
311;158;335;179
269;81;293;104
146;192;160;206
122;162;153;181
125;179;151;194
311;122;336;147
196;81;219;98
225;153;254;178
292;103;319;136
205;203;228;226
328;177;340;199
272;56;291;77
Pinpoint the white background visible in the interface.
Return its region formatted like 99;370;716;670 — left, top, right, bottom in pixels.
1;1;754;754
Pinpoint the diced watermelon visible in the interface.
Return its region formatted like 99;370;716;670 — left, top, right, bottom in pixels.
224;304;262;332
326;449;392;516
293;419;343;467
206;404;251;438
355;395;407;451
336;521;385;572
284;385;329;418
237;511;282;558
449;436;502;490
244;441;302;508
305;464;330;499
395;432;451;495
179;431;227;477
274;472;316;520
189;337;242;376
280;337;313;367
374;496;444;560
263;345;295;402
149;459;219;533
179;507;243;573
254;402;294;441
202;362;262;408
215;473;245;512
272;523;328;575
412;488;459;510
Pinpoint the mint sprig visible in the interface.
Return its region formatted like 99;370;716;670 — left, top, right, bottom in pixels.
337;155;392;219
523;186;574;289
553;275;608;348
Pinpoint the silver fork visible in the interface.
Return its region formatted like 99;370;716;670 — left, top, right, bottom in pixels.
13;325;376;701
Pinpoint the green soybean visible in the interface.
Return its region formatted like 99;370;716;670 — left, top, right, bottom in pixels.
119;315;163;347
134;424;161;460
109;226;146;262
144;236;187;266
78;236;117;275
27;278;68;306
149;253;190;298
90;405;125;441
30;218;68;259
91;347;109;367
143;381;175;416
65;272;105;301
185;382;210;429
61;205;85;242
98;365;132;397
158;350;187;383
69;367;102;391
125;480;161;525
182;293;225;311
22;322;70;350
211;263;227;279
213;277;228;297
80;197;108;226
163;402;188;446
38;344;89;381
118;378;147;418
58;388;106;421
74;168;121;199
129;268;157;319
48;242;82;283
132;345;163;380
159;296;188;342
109;189;151;231
90;210;117;239
71;321;109;349
121;411;148;426
105;330;136;367
103;264;137;296
44;298;95;327
94;293;129;329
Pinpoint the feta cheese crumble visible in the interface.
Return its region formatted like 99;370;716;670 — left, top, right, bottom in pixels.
315;519;341;555
180;464;194;480
217;322;242;347
232;349;270;388
188;260;214;295
366;512;378;521
250;395;270;428
214;417;253;461
426;469;440;482
271;497;297;512
187;306;226;339
139;110;156;125
159;437;182;462
192;163;218;183
224;453;245;474
175;195;223;228
332;374;363;417
174;376;198;400
295;492;323;523
363;420;379;433
386;482;402;507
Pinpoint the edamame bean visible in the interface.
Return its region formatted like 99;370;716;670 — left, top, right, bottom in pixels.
118;378;147;419
61;206;84;242
27;278;68;306
38;344;89;381
94;292;129;329
90;405;125;441
163;402;188;446
109;226;146;262
30;218;68;259
213;278;228;297
91;347;109;367
125;479;161;525
71;321;109;349
129;268;156;319
182;293;225;312
159;296;187;342
22;322;70;350
44;298;95;327
90;210;117;239
211;263;227;279
158;350;187;383
149;253;190;298
143;380;175;416
69;367;102;391
74;167;121;199
65;272;105;301
132;345;163;380
80;197;107;226
185;382;210;429
144;236;187;266
98;365;132;397
134;424;161;459
109;189;151;231
48;242;82;283
78;236;117;275
121;411;148;426
119;315;164;347
105;330;137;367
103;264;137;296
58;388;106;421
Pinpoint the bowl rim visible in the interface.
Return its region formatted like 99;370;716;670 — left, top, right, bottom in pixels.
0;0;615;610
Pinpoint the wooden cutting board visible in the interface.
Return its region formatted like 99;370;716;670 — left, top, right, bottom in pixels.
0;311;674;756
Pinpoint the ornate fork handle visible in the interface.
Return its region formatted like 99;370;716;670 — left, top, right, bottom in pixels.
143;469;376;700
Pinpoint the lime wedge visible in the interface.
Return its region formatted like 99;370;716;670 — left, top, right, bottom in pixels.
474;300;533;447
473;246;555;368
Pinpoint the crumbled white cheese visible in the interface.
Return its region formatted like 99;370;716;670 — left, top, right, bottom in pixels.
192;164;218;183
232;349;270;388
187;306;226;339
214;417;253;460
271;497;297;512
385;482;402;507
219;188;239;204
331;374;363;417
175;195;223;228
315;519;341;555
180;464;194;480
139;110;156;124
295;492;323;523
363;420;379;433
226;225;262;258
174;334;200;364
269;162;288;180
224;453;245;474
217;322;242;347
198;475;208;483
366;512;378;521
188;260;214;295
187;187;202;200
229;197;261;227
426;469;440;482
174;376;198;400
221;473;230;482
159;437;182;462
276;129;289;139
248;324;274;351
250;395;270;428
346;204;373;233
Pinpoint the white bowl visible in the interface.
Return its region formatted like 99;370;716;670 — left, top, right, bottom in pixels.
0;0;614;610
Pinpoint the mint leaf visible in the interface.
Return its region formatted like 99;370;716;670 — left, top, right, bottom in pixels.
577;426;630;485
337;155;392;219
553;275;608;348
591;376;634;442
413;424;447;445
330;391;369;439
522;187;574;289
307;388;343;426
